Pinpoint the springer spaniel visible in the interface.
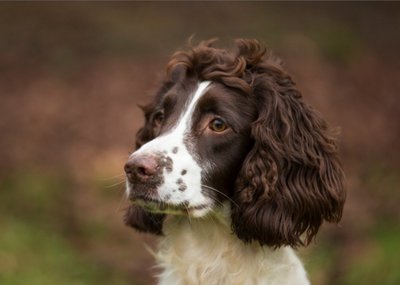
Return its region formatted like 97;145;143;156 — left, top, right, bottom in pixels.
124;39;345;285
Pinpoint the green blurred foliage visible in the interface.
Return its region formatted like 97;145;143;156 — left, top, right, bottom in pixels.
341;224;400;285
0;172;134;285
1;2;399;285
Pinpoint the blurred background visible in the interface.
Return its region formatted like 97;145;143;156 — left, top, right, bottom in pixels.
0;2;399;285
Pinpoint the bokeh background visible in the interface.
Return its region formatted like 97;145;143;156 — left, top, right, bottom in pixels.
1;2;399;285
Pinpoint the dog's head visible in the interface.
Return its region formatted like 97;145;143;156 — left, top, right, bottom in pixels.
124;39;345;247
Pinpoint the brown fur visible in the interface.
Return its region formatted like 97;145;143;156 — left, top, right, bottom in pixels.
125;39;346;247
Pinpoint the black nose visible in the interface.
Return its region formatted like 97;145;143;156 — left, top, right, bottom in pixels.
125;154;159;182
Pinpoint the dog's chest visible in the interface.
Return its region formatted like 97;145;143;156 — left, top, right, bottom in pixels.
155;216;309;285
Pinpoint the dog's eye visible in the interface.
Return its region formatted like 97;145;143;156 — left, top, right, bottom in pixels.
154;111;164;125
209;118;228;132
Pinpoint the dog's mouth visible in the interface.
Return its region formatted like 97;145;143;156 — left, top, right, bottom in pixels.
130;196;211;216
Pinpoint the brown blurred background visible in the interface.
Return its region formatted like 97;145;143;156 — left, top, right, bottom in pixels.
0;2;399;285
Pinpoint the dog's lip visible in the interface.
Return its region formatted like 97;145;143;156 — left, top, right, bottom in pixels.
129;196;210;214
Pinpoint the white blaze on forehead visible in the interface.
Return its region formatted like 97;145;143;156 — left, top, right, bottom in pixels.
137;81;211;152
130;81;212;210
173;81;211;136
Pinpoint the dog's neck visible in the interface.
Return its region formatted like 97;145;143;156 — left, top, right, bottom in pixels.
155;205;310;285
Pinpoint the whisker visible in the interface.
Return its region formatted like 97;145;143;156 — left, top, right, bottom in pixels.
201;185;241;209
105;180;126;188
116;192;129;213
207;195;225;208
102;173;126;181
181;201;192;225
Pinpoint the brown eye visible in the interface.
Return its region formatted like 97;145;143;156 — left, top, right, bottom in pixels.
209;118;227;132
154;111;164;125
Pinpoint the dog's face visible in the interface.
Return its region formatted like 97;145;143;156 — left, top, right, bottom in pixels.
124;39;345;247
125;79;256;217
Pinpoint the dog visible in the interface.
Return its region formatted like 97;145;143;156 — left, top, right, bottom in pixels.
124;39;345;285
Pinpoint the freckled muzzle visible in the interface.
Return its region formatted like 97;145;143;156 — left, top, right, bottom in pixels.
124;150;211;217
124;152;172;200
124;82;215;217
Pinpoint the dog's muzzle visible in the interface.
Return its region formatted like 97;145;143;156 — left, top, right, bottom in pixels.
124;154;159;183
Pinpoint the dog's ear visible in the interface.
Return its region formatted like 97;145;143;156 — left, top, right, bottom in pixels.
124;205;165;235
231;66;345;248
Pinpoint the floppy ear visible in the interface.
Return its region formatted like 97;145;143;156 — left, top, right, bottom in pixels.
231;71;346;248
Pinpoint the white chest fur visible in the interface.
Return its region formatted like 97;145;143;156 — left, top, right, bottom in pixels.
155;210;310;285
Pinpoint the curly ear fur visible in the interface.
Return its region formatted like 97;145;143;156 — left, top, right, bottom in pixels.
231;44;345;247
126;39;345;243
